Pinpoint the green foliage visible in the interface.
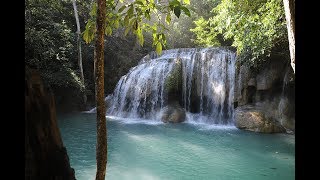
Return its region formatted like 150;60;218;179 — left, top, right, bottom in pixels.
190;17;220;47
164;0;222;48
25;0;97;103
191;0;288;67
83;19;96;43
83;0;191;55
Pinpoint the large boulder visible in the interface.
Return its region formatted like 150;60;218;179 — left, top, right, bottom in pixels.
25;69;76;179
161;103;186;123
235;105;286;133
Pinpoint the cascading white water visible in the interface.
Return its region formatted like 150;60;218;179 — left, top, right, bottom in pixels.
106;47;236;124
108;58;175;119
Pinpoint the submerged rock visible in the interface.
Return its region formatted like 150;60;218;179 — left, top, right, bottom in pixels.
235;105;285;133
161;103;186;123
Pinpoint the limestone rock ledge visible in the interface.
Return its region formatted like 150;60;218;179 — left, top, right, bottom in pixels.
235;105;286;133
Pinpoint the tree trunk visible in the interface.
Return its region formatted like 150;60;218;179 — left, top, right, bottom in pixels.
72;0;87;106
95;0;107;179
283;0;295;73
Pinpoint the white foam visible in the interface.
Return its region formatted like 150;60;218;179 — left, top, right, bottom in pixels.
81;108;96;113
106;115;162;125
106;114;237;131
184;112;237;130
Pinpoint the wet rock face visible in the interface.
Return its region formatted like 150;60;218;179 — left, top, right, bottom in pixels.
25;69;76;179
277;97;295;132
256;58;286;91
235;105;286;133
161;103;186;123
234;56;295;133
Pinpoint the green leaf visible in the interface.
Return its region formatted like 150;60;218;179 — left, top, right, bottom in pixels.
127;5;134;17
169;0;180;6
124;15;129;26
137;28;144;46
156;42;162;55
124;27;131;36
83;30;89;44
181;6;190;17
165;14;171;25
107;13;113;18
118;5;126;13
105;26;112;36
182;0;190;5
114;19;119;28
161;33;166;42
133;19;138;30
145;9;151;20
89;2;97;17
174;6;181;18
83;19;96;43
134;0;144;6
152;33;158;46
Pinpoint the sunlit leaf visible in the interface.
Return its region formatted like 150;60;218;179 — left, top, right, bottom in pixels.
114;19;119;28
183;0;190;5
156;42;162;55
165;14;171;25
137;28;144;46
83;29;89;44
105;26;112;36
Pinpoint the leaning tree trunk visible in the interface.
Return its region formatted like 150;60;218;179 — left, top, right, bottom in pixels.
72;0;87;106
95;0;107;179
283;0;295;73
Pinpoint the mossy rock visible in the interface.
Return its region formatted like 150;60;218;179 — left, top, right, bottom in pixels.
164;58;182;94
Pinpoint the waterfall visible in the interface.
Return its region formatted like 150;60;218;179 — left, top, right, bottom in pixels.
105;47;236;124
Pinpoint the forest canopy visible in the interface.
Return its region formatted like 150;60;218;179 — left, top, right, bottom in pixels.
190;0;289;67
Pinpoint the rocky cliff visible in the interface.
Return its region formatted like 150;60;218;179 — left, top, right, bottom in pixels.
234;55;295;133
25;69;76;179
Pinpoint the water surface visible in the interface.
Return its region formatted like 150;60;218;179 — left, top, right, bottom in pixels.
58;113;294;180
